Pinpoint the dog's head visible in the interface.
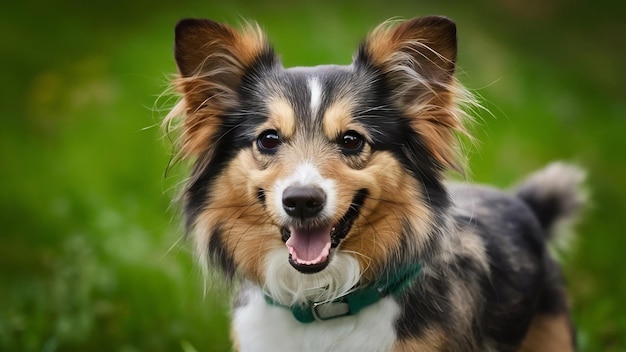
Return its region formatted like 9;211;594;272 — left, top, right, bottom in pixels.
167;16;471;304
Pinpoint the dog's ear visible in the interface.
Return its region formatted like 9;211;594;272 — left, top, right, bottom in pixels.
356;16;469;170
357;16;457;93
171;19;274;156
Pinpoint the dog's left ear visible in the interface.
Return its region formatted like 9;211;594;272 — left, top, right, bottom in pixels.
357;16;457;94
356;16;468;170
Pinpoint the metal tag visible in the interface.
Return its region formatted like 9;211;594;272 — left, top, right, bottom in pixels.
312;301;350;321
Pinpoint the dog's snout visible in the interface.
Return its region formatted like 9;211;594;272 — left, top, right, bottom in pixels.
282;186;326;218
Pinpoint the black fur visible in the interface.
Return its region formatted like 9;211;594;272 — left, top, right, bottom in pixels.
208;224;236;280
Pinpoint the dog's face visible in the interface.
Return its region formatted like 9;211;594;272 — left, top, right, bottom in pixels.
169;17;470;301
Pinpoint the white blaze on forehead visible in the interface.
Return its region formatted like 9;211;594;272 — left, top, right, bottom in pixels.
290;162;324;185
308;77;322;118
273;162;337;220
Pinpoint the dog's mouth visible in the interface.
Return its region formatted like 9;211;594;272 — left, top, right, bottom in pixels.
281;189;368;274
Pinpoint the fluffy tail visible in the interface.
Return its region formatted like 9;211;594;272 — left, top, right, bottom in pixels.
514;162;587;241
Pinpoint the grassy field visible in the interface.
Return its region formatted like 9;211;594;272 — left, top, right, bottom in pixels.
1;0;625;351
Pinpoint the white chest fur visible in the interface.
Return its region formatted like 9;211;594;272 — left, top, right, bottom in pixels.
233;287;401;352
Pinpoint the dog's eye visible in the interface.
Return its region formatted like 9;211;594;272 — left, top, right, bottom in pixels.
338;131;364;154
257;130;282;153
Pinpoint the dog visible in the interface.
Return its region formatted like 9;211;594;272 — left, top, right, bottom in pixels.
165;15;586;351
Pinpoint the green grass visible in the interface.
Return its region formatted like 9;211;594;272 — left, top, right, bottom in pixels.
1;0;625;351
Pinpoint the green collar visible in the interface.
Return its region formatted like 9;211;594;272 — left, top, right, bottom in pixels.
264;262;423;323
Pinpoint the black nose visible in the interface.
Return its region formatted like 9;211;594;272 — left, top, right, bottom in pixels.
282;186;326;218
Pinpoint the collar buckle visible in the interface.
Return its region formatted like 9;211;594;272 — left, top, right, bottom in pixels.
311;300;350;321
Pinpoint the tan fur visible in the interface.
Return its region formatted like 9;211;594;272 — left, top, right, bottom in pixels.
520;313;575;352
322;99;358;139
194;150;283;284
393;328;447;352
406;91;468;171
325;151;434;282
320;98;373;170
263;98;297;140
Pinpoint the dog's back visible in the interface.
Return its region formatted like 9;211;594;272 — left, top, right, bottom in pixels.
441;162;585;351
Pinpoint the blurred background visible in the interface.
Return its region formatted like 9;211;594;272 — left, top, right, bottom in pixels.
1;0;624;351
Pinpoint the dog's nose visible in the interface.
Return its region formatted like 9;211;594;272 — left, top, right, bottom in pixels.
282;186;326;218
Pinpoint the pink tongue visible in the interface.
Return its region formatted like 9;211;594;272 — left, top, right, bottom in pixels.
286;225;333;265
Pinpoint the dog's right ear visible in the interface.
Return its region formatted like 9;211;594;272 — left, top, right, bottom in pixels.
172;19;275;156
